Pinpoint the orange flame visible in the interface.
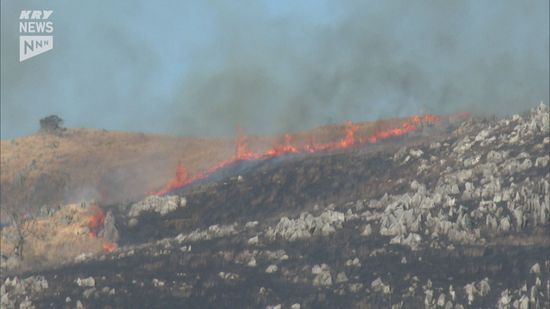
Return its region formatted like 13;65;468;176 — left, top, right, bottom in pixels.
102;241;117;253
367;114;440;143
235;127;257;161
265;134;299;156
303;136;317;153
88;208;105;238
154;113;444;195
154;161;192;196
337;121;358;149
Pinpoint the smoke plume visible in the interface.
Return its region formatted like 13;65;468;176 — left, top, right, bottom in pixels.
1;1;548;138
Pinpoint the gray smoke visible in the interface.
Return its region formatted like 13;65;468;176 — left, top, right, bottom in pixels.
168;1;549;136
1;1;548;138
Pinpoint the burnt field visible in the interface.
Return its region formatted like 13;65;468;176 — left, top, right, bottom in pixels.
120;137;429;244
1;104;549;308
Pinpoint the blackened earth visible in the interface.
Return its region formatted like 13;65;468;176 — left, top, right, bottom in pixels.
1;104;549;309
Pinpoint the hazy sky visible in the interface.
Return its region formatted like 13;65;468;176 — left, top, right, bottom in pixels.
1;1;548;139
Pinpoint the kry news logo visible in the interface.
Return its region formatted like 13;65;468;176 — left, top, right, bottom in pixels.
19;10;54;62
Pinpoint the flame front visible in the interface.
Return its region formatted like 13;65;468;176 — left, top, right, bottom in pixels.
153;161;192;195
265;134;299;156
88;209;105;238
86;208;118;253
235;127;258;160
102;241;117;253
154;114;442;195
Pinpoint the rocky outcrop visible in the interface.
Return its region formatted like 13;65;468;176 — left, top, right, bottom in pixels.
1;276;48;308
266;210;345;241
98;210;119;244
1;104;548;308
128;195;186;219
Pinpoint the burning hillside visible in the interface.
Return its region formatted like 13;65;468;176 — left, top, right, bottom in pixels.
1;103;548;308
0;115;446;219
153;114;441;195
2;0;548;308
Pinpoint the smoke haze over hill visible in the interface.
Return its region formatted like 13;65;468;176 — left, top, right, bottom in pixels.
1;1;548;138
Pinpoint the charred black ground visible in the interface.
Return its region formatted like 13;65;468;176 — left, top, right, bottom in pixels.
1;105;549;309
120;138;426;245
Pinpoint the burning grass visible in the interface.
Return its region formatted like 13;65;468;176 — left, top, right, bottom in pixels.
154;114;441;195
0;203;117;271
87;207;105;237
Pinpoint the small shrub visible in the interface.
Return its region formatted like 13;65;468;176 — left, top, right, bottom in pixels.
39;115;66;135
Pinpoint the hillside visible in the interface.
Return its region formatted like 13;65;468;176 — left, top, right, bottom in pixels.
0;104;548;308
0;129;226;215
0;117;434;221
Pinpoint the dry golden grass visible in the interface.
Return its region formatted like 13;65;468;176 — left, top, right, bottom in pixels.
0;203;110;268
0;117;416;215
0;129;231;211
0;117;424;269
